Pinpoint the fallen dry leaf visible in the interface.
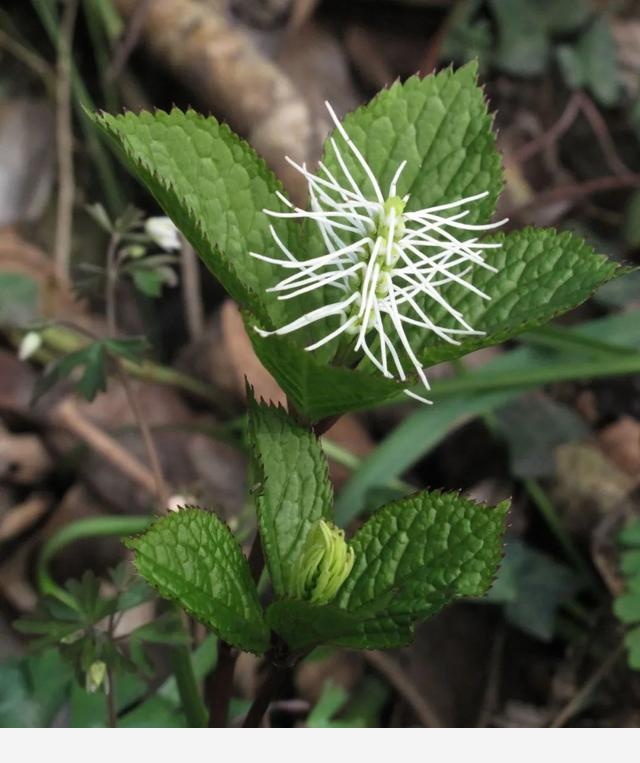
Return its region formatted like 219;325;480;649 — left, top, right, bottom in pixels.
598;416;640;481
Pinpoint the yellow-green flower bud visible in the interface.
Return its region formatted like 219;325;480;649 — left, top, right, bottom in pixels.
293;520;355;605
85;660;108;694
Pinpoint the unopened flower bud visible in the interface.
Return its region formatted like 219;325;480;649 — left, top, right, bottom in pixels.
293;520;354;605
18;331;42;361
145;216;181;251
85;660;108;694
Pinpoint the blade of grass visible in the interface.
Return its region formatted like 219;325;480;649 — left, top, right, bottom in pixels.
32;0;125;214
336;311;640;525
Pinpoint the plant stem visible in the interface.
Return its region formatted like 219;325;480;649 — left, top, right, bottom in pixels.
204;531;265;726
105;231;122;337
242;664;289;728
32;0;125;214
107;665;117;727
180;238;205;342
206;640;237;727
115;364;170;509
171;642;208;728
54;0;79;285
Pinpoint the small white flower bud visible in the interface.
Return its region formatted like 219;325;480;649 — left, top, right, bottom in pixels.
18;331;42;361
145;216;181;251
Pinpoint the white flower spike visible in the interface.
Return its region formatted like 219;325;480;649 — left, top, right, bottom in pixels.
250;102;507;404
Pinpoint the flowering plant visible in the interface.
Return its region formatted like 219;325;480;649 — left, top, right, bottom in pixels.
94;64;620;725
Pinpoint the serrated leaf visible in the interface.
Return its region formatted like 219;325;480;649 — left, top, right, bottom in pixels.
248;324;403;421
410;228;621;367
266;599;414;652
322;63;502;230
275;63;504;371
337;491;509;620
270;490;508;651
126;508;269;654
249;398;333;597
91;108;297;327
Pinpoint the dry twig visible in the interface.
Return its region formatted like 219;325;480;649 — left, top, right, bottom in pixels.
363;650;444;728
51;397;158;498
549;643;625;728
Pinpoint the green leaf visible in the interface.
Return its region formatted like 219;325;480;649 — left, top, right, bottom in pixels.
621;550;640;577
131;267;164;297
248;398;333;597
0;650;72;727
489;0;550;76
34;337;148;402
486;539;582;641
125;507;269;653
619;521;640;548
411;228;621;367
249;325;403;421
614;592;640;625
495;394;589;479
248;64;505;419
557;16;621;107
0;273;39;327
337;490;508;620
335;310;640;525
267;599;414;652
91;108;296;327
318;63;502;240
271;490;507;651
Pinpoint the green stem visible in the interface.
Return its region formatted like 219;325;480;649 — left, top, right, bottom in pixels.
170;642;208;728
82;0;119;113
32;0;125;214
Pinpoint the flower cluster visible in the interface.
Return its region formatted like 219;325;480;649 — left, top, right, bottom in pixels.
251;102;506;403
292;519;355;606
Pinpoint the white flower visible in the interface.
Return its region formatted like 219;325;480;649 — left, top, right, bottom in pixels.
145;216;181;251
250;103;507;403
18;331;42;361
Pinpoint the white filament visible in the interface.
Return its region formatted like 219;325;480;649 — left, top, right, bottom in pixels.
249;101;507;404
